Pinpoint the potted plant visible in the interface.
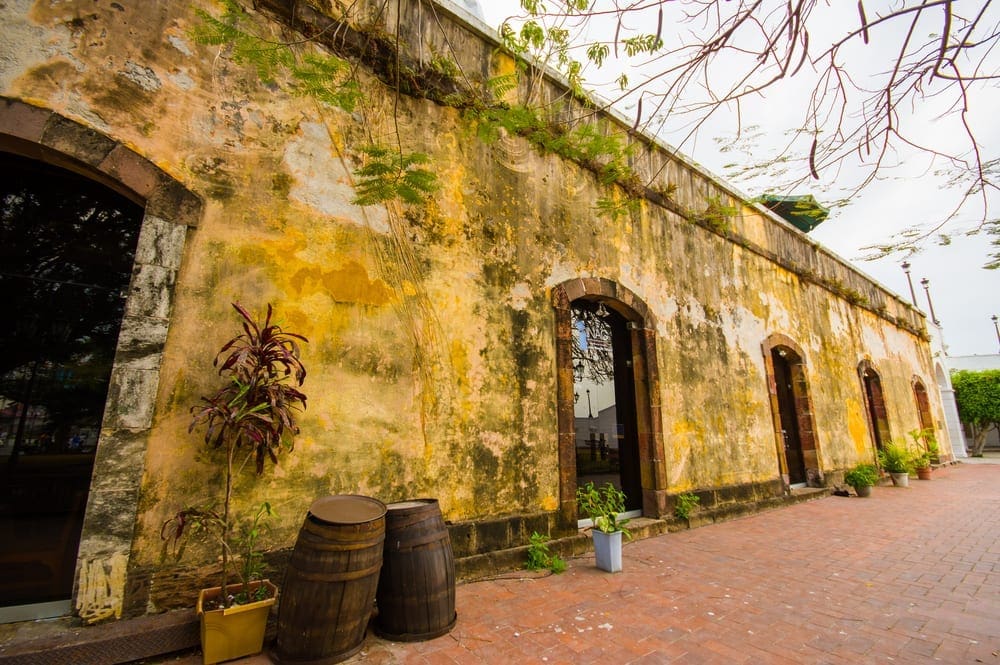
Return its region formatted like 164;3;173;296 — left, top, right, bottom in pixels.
576;481;631;573
912;449;933;480
162;303;307;664
843;463;878;497
877;441;913;487
909;428;937;479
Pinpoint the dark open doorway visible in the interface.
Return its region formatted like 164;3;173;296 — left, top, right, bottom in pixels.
0;152;143;610
860;363;890;452
771;348;807;486
571;301;642;512
912;379;934;433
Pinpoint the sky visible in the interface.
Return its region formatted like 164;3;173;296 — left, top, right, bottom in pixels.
461;0;1000;357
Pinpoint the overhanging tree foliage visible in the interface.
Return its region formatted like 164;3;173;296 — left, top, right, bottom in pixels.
498;0;1000;267
951;369;1000;456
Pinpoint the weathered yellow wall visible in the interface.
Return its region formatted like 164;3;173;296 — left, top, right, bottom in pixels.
1;0;942;616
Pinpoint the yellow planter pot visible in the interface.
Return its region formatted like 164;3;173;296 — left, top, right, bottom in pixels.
197;579;277;665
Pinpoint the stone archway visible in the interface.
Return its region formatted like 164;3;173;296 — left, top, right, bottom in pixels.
934;362;966;459
0;97;202;623
551;278;667;527
762;334;822;489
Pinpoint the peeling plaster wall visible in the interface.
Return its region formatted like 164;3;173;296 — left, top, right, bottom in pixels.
0;0;945;620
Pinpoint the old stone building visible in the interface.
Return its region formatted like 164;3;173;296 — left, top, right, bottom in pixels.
0;0;949;627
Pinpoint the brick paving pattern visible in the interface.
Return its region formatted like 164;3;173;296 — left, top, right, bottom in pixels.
169;463;1000;664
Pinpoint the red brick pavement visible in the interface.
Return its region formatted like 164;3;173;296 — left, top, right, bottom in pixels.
166;463;1000;664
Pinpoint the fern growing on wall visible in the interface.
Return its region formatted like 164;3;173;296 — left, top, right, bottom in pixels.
192;0;437;207
352;145;437;206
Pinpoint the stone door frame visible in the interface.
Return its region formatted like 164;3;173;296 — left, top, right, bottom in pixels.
551;278;668;527
762;334;823;489
0;97;201;623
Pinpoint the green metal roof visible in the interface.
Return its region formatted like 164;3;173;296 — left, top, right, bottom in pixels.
759;194;829;233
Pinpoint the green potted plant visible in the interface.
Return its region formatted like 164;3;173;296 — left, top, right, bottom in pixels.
843;463;878;497
877;441;913;487
909;428;937;479
576;481;631;572
912;449;933;480
162;303;307;664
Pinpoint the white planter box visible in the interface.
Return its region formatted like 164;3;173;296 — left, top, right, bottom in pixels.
592;530;622;573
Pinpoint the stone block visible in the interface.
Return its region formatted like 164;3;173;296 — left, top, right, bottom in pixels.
113;315;169;372
104;367;160;430
561;278;586;302
446;521;475;558
0;97;50;142
124;263;177;320
474;519;512;554
89;429;147;496
100;146;164;199
146;180;203;228
41;115;116;166
520;513;550;540
133;214;189;271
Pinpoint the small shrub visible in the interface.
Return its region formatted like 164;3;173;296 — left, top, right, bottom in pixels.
576;481;630;537
526;531;566;574
843;463;879;489
877;441;915;474
674;492;700;520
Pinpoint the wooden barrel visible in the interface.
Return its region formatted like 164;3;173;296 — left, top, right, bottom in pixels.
273;495;386;664
374;498;457;641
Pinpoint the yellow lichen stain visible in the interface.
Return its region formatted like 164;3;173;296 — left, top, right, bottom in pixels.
668;420;704;487
846;398;871;454
540;495;558;511
289;261;393;305
450;339;471;398
76;552;128;623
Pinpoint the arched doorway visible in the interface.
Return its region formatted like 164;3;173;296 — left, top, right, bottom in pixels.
0;152;143;613
934;362;966;459
0;99;200;623
552;279;667;526
859;361;890;453
763;335;821;488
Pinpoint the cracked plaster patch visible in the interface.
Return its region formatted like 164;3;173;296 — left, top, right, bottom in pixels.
508;282;532;310
283;121;388;233
0;0;71;90
120;61;162;92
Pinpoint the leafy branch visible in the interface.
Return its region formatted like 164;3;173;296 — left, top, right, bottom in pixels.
351;145;438;206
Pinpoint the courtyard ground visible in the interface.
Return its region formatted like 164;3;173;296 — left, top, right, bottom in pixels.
155;457;1000;664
